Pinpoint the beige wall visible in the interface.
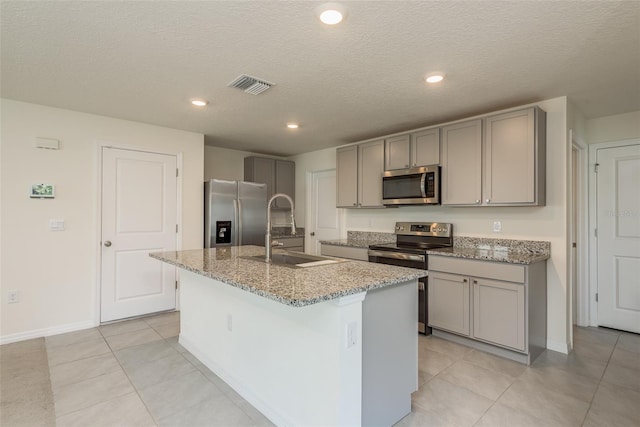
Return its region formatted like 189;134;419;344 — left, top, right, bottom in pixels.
0;99;204;342
587;111;640;144
292;97;572;353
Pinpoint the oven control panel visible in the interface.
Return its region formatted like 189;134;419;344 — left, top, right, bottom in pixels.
395;222;452;237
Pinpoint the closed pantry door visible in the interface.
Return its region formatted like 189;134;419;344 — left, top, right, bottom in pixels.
597;144;640;333
101;147;178;322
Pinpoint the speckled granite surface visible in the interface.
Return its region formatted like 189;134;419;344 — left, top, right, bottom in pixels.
427;236;550;264
320;231;396;249
150;246;425;307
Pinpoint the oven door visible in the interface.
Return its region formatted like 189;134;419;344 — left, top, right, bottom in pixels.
368;250;430;335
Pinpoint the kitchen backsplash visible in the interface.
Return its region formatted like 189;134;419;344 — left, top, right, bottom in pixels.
347;230;396;243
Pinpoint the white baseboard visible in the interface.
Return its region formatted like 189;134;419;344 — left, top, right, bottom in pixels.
546;339;570;354
0;320;97;345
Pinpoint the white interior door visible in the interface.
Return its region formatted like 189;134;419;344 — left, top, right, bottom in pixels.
307;170;343;255
101;147;178;322
597;144;640;333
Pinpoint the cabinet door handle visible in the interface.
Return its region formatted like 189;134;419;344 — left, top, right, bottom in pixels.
405;164;409;168
463;278;467;283
353;203;357;206
473;280;478;284
475;200;480;204
486;199;490;204
310;232;315;236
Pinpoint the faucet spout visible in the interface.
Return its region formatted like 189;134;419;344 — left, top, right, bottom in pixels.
265;193;296;263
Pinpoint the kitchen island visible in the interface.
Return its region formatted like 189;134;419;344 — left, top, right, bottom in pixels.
150;246;426;427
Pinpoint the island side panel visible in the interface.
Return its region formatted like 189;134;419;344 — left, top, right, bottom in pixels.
362;280;418;426
178;269;363;427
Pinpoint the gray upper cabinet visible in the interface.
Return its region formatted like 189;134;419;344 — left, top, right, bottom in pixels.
441;120;483;206
358;140;385;208
412;128;440;167
336;146;358;207
483;107;546;206
244;157;295;209
384;135;411;170
384;129;440;171
336;140;385;208
274;160;296;209
441;108;546;207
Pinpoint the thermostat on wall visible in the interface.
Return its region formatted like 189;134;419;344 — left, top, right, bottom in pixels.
35;137;60;150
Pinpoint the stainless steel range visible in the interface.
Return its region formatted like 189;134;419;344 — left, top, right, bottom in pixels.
368;222;453;334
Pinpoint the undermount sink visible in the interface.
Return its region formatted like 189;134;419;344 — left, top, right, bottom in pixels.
242;251;346;268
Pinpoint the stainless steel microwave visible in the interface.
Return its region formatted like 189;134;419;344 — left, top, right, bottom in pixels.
382;165;440;205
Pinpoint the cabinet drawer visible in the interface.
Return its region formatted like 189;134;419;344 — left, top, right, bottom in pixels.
275;237;304;248
429;256;525;283
321;244;369;261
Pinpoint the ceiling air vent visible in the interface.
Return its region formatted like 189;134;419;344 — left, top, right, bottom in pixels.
227;74;274;95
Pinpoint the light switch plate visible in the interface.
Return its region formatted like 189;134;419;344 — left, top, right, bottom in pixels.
493;221;502;233
49;219;65;231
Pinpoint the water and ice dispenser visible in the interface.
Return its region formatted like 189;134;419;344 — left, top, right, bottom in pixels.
215;221;232;244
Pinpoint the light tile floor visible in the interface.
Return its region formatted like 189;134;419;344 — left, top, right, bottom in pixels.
1;315;639;427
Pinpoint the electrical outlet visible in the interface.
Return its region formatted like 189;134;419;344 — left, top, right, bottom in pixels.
8;290;19;304
346;321;358;348
227;314;233;332
493;221;502;233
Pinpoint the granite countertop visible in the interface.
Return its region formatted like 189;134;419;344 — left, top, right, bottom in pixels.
426;247;549;264
150;246;426;307
426;237;551;265
320;231;396;249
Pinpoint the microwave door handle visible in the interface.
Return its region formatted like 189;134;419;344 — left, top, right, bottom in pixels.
420;173;427;198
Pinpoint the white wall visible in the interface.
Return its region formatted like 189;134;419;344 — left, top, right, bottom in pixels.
292;97;571;352
587;111;640;144
0;99;204;342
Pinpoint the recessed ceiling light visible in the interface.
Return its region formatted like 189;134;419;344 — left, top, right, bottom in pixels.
425;74;444;84
287;123;299;129
316;3;346;25
191;99;208;107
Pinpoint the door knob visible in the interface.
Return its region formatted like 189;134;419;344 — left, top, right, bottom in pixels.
104;241;112;247
310;232;315;236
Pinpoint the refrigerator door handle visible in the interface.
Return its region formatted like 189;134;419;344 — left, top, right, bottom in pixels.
232;199;239;246
237;199;243;246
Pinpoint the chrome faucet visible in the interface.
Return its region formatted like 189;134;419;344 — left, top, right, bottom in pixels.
265;193;296;263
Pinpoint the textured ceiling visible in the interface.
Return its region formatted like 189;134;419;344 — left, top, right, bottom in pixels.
2;1;639;156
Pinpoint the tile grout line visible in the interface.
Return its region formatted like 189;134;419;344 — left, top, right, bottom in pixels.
98;325;160;426
578;330;620;427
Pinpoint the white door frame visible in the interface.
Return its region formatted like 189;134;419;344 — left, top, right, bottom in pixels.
95;141;183;325
588;138;640;326
570;132;589;327
304;169;345;254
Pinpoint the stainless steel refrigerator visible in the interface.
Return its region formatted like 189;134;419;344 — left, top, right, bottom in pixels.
204;179;267;248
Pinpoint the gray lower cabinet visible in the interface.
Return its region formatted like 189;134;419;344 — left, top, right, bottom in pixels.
427;271;470;336
473;277;526;351
320;244;369;261
428;255;546;364
274;236;304;252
